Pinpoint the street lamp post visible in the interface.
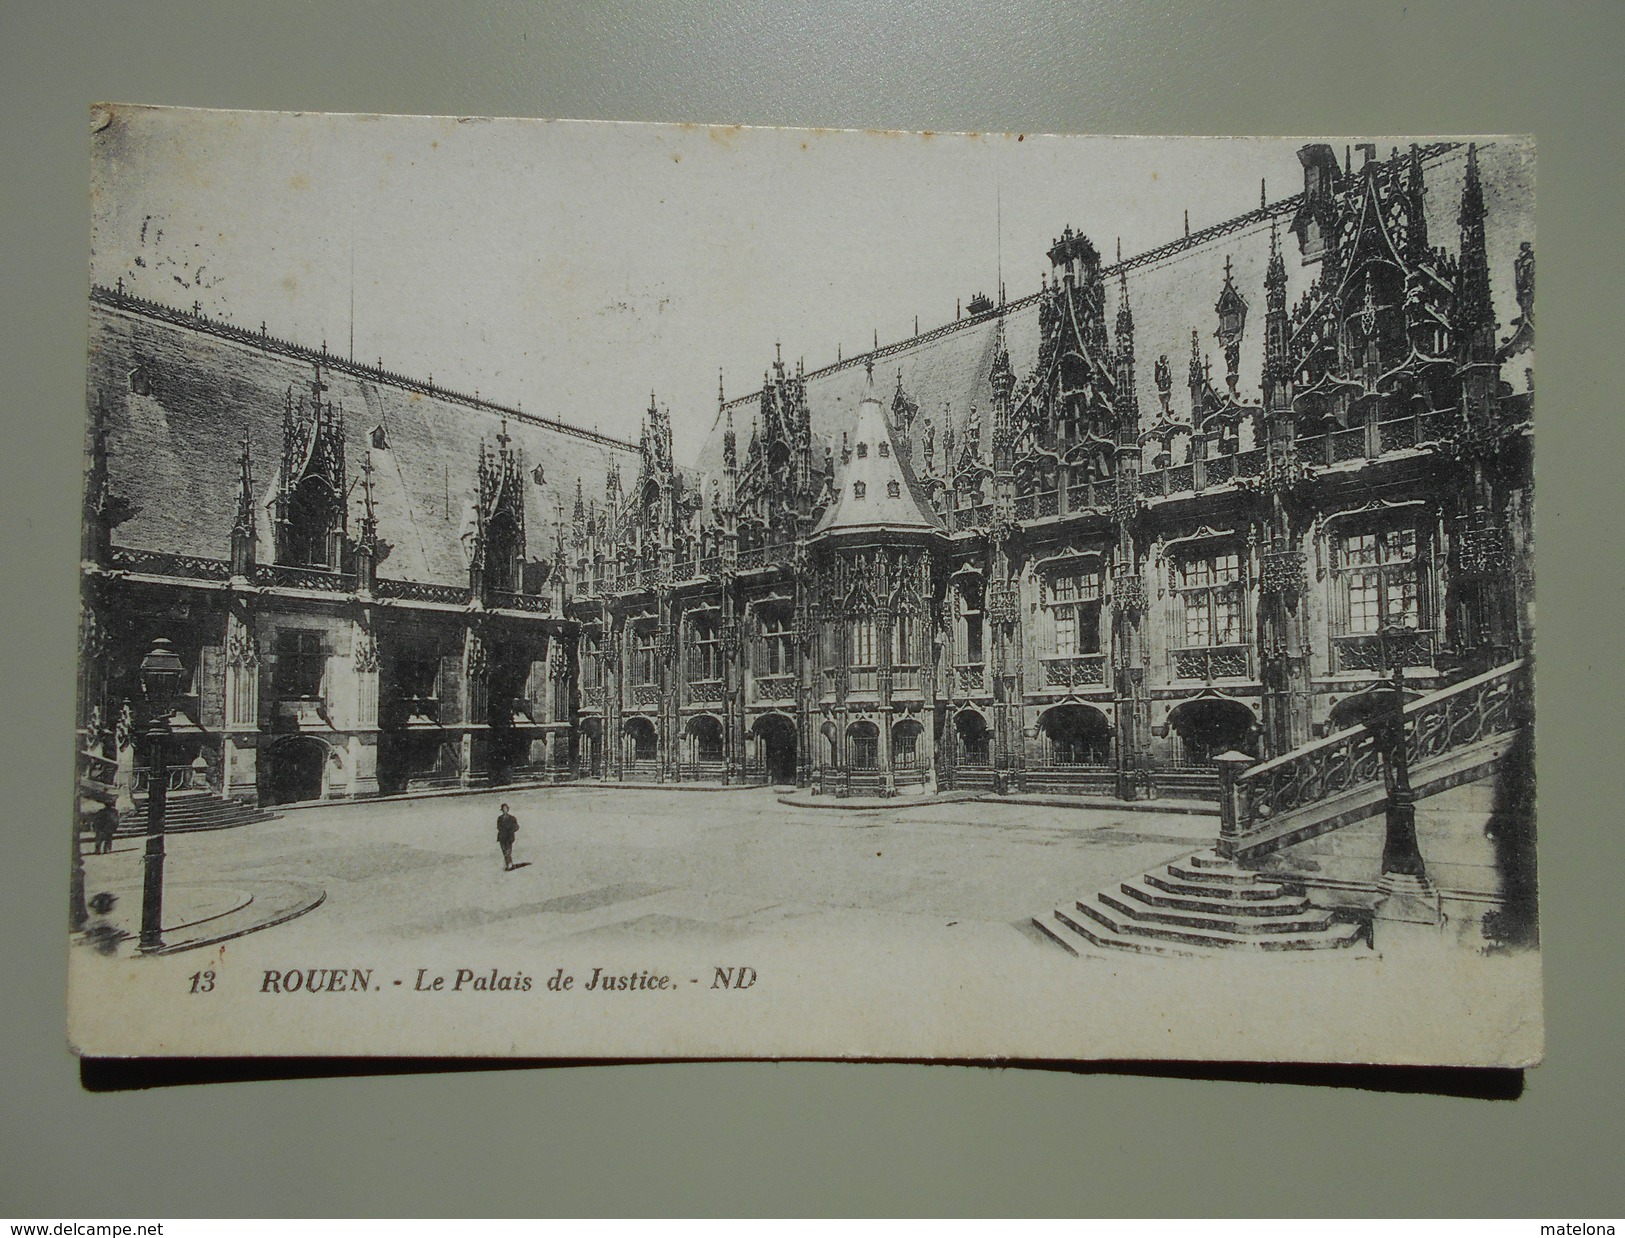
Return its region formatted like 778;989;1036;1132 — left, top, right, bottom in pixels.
1373;625;1440;929
137;638;184;954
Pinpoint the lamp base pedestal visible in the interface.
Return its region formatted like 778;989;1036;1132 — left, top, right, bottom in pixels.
1374;870;1443;931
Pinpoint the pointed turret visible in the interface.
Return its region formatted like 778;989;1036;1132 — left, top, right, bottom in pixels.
989;315;1016;473
989;313;1016;407
1262;223;1292;417
232;427;257;545
354;449;379;592
1188;329;1205;419
812;367;941;539
1453;143;1497;365
1405;143;1430;266
1113;272;1141;444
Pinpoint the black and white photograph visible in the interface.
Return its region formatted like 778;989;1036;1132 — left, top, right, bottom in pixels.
70;109;1539;1064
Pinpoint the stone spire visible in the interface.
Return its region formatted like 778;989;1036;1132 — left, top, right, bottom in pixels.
230;427;257;576
233;427;256;540
991;324;1016;473
1188;328;1205;419
1453;143;1496;365
1405;143;1430;265
720;368;739;519
1263;223;1291;414
1113;272;1140;442
354;449;379;591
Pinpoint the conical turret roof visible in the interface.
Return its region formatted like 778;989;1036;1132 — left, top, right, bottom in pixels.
812;366;942;538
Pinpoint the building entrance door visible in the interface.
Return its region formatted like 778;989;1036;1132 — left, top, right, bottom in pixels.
754;715;797;785
268;737;325;804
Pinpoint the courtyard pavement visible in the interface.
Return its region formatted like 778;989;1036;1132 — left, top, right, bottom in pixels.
77;786;1222;957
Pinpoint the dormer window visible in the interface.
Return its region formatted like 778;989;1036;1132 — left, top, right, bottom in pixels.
484;509;521;592
531;464;546;486
887;480;900;499
856;442;868;459
276;371;348;571
853;482;867;500
370;424;389;450
878;441;890;458
281;475;343;568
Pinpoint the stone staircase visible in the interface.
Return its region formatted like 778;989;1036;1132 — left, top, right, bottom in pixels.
116;791;278;836
1034;658;1531;957
1034;850;1367;957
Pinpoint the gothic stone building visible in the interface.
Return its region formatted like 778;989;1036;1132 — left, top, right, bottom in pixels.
80;141;1534;813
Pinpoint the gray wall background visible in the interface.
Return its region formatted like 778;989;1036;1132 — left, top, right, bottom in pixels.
3;0;1621;1217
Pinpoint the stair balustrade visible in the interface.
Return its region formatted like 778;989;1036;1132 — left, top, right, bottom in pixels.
1219;658;1529;854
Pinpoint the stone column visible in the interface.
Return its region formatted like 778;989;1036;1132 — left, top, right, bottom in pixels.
349;610;380;797
222;600;261;801
795;568;815;789
605;615;624;781
656;620;672;784
877;610;895;797
988;565;1021;795
460;623;486;788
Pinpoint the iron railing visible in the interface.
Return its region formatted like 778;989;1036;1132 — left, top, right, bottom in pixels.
1230;658;1529;837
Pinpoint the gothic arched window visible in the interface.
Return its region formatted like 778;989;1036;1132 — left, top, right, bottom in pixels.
282;474;341;569
484;510;520;592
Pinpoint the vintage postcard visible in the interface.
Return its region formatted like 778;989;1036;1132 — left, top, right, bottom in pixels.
70;108;1539;1064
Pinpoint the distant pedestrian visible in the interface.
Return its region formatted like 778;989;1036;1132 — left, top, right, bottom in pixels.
92;804;120;855
497;802;519;871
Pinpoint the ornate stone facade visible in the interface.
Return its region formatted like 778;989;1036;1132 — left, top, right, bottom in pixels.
81;141;1534;807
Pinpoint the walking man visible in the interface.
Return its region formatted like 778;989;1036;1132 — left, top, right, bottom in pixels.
496;802;519;871
92;803;120;855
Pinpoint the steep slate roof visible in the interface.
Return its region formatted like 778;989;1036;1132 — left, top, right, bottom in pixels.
1112;141;1533;417
698;140;1533;472
812;367;942;538
697;301;1042;487
88;298;640;586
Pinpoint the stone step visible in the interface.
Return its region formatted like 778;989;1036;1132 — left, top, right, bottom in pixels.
1071;897;1366;952
123;803;269;822
116;800;277;835
1118;877;1312;918
1038;905;1208;958
126;803;262;820
1096;890;1337;936
1164;858;1268;887
1185;851;1254;872
1142;871;1293;902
